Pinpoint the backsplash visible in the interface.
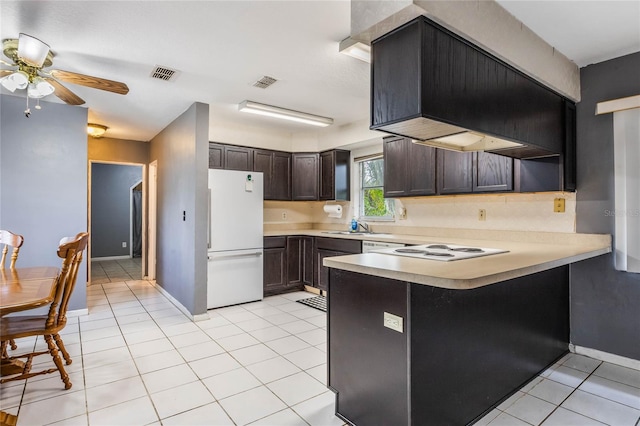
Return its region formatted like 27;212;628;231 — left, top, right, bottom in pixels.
265;192;577;234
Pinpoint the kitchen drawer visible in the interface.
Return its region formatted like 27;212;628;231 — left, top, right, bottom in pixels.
315;237;362;254
264;236;286;249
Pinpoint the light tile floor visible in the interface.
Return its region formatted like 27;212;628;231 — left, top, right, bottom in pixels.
1;279;639;426
91;258;142;284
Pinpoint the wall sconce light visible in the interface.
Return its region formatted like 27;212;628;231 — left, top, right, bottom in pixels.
87;123;108;138
339;37;371;63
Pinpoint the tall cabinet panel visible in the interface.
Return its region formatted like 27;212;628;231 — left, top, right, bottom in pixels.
319;150;350;201
292;153;319;201
208;142;225;169
253;150;274;199
473;152;513;192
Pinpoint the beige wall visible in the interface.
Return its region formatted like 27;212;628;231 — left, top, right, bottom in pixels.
88;137;149;164
265;192;577;234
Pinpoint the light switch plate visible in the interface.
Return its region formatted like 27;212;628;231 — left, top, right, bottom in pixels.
383;312;403;333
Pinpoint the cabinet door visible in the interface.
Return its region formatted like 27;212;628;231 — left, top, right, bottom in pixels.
437;150;473;194
208;142;225;169
315;249;344;292
383;137;409;198
292;153;319;201
287;236;303;286
407;142;437;196
253;150;274;199
263;247;286;295
319;151;336;200
272;152;292;200
302;237;314;287
224;146;253;171
473;152;513;192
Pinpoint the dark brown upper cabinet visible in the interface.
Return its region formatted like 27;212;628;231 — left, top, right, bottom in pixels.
383;136;437;198
292;153;319;201
224;145;253;171
437;150;513;194
320;150;350;201
208;142;225;169
370;16;567;159
473;151;513;193
253;149;292;201
437;150;474;194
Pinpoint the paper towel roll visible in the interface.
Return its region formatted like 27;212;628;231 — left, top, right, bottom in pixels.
323;204;343;218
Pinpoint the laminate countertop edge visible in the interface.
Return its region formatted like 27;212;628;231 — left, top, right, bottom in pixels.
322;246;611;290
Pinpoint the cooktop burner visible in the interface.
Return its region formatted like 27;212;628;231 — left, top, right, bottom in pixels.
376;243;509;262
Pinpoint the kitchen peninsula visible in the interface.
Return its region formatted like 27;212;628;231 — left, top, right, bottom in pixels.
313;231;610;425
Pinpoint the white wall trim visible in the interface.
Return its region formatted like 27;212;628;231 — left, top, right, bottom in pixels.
91;255;130;261
596;94;640;115
570;344;640;371
66;308;89;318
150;281;210;322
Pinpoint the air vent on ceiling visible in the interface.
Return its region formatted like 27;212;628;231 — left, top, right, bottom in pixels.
150;65;180;82
252;75;277;89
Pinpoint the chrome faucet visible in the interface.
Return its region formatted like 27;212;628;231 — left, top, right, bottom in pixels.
358;221;370;233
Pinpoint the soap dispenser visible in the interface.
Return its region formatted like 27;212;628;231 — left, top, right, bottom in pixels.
351;217;358;232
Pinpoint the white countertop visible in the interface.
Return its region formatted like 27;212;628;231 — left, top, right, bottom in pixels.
264;228;611;290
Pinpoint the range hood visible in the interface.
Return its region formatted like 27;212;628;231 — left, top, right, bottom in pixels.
370;16;570;159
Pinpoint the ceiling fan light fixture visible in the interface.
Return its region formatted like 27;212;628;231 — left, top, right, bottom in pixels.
87;123;108;138
238;100;333;127
30;77;55;97
1;70;29;92
18;33;50;67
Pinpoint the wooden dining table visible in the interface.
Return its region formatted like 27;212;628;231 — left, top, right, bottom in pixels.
1;266;59;376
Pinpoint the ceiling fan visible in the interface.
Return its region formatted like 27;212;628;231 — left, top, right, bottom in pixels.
0;33;129;115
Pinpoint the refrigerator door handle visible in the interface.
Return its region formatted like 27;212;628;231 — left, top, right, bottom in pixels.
208;251;263;260
207;188;211;249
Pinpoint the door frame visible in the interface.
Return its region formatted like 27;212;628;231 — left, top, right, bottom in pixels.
88;160;147;284
148;160;158;281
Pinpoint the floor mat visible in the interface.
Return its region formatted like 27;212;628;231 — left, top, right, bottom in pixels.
296;295;326;312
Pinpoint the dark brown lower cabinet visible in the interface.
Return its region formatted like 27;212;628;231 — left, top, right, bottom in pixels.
314;237;362;292
328;266;570;425
263;237;287;296
286;236;313;288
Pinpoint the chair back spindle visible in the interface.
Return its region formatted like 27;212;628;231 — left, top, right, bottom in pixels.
0;230;24;269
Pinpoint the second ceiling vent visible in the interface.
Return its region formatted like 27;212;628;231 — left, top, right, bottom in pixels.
252;75;277;89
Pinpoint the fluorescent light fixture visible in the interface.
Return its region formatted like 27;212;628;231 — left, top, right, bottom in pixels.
87;123;108;138
18;33;50;67
339;37;371;63
238;100;333;127
412;131;523;152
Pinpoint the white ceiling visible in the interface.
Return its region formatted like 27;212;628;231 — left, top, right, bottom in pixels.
1;1;638;143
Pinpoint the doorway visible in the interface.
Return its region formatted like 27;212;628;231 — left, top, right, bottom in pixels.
88;161;146;284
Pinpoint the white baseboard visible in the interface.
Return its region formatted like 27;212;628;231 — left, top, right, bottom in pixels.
66;308;89;318
150;281;209;322
91;255;130;261
570;344;640;371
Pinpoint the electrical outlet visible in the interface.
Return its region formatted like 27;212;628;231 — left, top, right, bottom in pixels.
554;198;565;213
478;209;486;221
399;207;407;220
122;242;127;248
282;211;287;220
384;312;403;333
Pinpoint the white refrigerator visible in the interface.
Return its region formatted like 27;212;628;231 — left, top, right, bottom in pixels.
207;169;264;309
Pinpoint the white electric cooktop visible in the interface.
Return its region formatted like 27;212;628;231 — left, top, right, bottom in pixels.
373;243;509;262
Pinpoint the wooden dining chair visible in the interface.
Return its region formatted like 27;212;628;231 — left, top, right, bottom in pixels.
1;230;24;353
0;232;89;390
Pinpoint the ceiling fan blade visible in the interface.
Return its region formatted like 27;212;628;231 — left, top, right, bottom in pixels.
50;69;129;95
0;69;14;78
0;58;17;67
44;77;85;105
